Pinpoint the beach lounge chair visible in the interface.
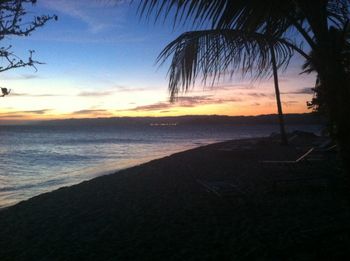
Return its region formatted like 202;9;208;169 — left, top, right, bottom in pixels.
196;179;247;198
260;145;337;192
261;142;337;169
261;147;315;167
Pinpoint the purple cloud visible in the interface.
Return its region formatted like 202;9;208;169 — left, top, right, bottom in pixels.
71;109;111;115
124;95;241;112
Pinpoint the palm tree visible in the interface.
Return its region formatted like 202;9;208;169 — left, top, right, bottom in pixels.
133;1;319;146
270;46;288;145
136;0;350;168
156;28;296;144
303;23;350;162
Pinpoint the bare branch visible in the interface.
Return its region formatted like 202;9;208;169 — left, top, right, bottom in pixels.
0;0;57;95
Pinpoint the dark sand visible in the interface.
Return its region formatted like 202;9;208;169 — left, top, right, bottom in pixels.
0;137;349;260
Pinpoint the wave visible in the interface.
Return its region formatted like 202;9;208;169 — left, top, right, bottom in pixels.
0;124;323;208
0;177;66;192
51;137;150;145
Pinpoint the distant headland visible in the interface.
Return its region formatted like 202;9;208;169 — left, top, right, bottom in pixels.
19;113;326;127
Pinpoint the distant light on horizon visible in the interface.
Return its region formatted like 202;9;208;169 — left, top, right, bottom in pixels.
0;0;316;122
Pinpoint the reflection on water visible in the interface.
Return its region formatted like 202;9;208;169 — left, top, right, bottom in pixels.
0;124;321;208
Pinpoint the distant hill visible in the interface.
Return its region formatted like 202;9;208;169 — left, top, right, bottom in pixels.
35;113;326;127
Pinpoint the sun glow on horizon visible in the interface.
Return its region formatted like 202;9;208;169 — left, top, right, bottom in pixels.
0;1;316;124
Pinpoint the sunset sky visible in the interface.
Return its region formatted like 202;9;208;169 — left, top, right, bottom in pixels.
0;0;316;123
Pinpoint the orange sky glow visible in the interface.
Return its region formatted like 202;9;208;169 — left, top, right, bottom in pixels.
0;1;316;124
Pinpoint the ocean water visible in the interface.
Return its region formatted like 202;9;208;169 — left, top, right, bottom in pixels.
0;124;322;208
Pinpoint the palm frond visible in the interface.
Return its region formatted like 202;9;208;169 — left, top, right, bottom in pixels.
139;1;349;28
138;0;296;33
302;21;350;74
326;0;350;27
157;29;294;101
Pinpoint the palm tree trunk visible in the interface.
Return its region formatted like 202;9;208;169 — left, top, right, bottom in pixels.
270;47;288;145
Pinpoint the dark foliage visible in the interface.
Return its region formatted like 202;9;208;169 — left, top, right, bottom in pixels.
136;0;350;171
0;0;57;77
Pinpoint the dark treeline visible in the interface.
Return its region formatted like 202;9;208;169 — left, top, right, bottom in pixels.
34;113;325;127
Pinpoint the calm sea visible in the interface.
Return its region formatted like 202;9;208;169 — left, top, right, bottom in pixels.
0;124;322;208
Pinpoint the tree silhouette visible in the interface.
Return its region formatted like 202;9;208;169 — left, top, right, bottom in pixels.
155;29;294;144
270;46;288;145
136;0;350;169
0;87;11;97
0;0;57;96
304;24;350;137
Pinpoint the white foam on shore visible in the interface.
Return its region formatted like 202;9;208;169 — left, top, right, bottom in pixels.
0;142;206;209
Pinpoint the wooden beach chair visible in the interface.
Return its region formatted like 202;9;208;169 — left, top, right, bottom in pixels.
261;147;315;167
260;145;337;192
261;142;337;169
196;179;247;198
306;144;337;161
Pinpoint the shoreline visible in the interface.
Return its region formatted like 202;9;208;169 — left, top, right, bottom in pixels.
1;135;349;260
0;134;330;211
0;136;267;209
0;136;271;210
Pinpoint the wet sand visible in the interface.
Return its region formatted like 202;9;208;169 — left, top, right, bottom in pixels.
0;137;349;260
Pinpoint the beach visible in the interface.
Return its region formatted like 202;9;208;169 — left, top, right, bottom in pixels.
0;122;322;208
1;0;349;260
0;136;349;260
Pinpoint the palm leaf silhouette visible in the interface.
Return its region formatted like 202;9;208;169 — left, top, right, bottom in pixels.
156;29;299;101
